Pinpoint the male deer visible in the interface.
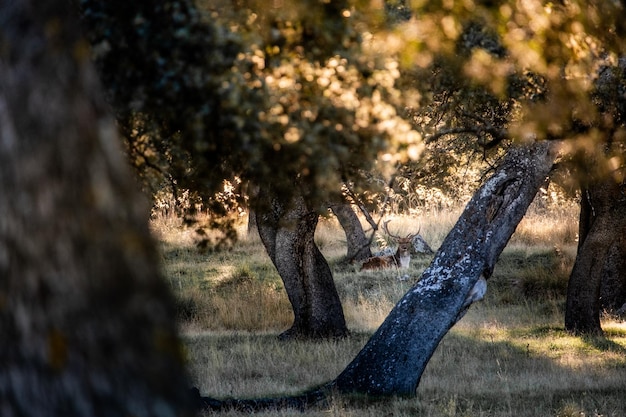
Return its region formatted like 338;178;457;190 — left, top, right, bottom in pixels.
360;221;427;271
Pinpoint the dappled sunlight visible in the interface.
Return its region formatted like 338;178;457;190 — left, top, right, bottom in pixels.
206;265;237;284
422;318;626;409
603;320;626;336
448;316;626;375
161;250;238;290
521;331;626;369
150;215;200;248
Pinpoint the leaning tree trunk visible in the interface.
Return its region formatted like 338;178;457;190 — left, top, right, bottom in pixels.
333;142;556;396
0;2;193;416
255;185;348;339
330;200;372;262
565;178;626;335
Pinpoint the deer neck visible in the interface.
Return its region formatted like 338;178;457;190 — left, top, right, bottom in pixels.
394;250;411;269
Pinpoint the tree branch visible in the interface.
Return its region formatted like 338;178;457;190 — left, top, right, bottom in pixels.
425;125;508;148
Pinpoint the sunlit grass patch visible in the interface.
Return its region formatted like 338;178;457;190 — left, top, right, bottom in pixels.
455;319;626;366
342;294;394;332
177;262;292;332
603;320;626;337
420;313;626;416
510;202;579;246
488;245;575;309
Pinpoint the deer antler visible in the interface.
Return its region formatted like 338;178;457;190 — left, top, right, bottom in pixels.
383;220;420;240
382;220;401;239
405;225;420;239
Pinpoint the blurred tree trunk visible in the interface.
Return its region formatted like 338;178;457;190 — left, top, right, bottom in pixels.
329;200;372;262
565;178;626;335
0;2;193;416
255;185;348;339
332;142;556;395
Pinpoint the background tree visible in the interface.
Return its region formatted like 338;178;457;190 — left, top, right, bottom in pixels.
565;58;626;334
333;142;556;396
0;1;193;415
330;198;373;263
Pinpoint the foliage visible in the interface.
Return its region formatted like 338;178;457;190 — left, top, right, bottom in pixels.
368;0;626;218
81;0;423;213
82;0;626;221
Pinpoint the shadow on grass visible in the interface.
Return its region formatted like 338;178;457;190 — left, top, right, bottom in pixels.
582;334;626;355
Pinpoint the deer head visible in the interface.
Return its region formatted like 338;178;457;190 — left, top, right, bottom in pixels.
382;220;418;261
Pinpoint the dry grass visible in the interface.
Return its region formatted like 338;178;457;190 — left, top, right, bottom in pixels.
152;206;626;417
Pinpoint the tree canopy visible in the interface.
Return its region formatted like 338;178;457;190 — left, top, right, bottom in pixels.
82;0;422;211
81;0;626;217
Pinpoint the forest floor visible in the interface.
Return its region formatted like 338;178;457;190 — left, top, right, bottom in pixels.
152;204;626;417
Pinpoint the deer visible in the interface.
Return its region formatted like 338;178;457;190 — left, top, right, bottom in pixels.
360;220;431;271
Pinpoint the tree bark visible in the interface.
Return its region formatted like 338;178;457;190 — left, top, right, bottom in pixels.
332;142;556;396
330;200;372;262
0;2;193;416
565;178;626;335
255;185;348;339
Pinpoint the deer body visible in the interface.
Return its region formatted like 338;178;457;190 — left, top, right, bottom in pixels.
360;239;413;270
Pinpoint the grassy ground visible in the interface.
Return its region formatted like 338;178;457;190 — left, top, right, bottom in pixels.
152;205;626;417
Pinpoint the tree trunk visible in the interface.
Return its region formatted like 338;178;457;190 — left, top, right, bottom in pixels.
599;239;626;313
565;178;626;335
332;142;556;396
255;186;348;339
330;200;372;262
0;2;193;416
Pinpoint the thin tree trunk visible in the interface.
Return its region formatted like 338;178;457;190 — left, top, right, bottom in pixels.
255;185;348;339
330;200;372;262
333;142;556;395
0;2;193;416
565;178;626;335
